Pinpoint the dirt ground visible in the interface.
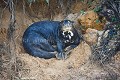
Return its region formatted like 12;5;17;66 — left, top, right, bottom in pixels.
0;3;120;80
16;41;90;80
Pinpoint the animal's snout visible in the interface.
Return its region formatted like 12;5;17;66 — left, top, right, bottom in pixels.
62;31;74;37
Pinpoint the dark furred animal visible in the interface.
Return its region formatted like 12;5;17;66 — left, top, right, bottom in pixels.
22;20;81;59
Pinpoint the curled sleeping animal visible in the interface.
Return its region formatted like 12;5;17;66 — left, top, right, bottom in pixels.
22;20;81;59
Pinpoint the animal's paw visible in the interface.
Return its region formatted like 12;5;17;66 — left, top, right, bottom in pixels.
56;52;68;60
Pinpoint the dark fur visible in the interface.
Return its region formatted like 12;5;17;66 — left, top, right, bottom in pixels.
22;20;81;59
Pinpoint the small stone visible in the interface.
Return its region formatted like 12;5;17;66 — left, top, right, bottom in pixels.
84;28;98;45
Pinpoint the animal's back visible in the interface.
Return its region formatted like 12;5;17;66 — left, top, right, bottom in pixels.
23;20;60;39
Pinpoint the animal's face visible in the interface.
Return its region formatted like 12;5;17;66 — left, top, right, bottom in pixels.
61;30;74;43
59;20;75;43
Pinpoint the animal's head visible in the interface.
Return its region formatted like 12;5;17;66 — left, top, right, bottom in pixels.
97;0;120;22
59;20;75;43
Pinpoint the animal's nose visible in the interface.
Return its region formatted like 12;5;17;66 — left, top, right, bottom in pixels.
64;31;69;35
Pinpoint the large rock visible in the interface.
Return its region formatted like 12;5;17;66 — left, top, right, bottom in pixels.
77;10;105;32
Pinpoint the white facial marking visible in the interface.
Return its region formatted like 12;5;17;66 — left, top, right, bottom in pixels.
62;30;74;40
68;35;71;39
69;31;74;36
62;31;65;36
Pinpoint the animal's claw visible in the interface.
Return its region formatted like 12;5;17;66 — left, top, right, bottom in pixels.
56;52;68;60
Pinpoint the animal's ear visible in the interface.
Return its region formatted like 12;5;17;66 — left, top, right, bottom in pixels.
60;20;75;27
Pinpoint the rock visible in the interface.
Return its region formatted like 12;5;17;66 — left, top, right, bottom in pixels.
84;28;98;45
77;10;105;32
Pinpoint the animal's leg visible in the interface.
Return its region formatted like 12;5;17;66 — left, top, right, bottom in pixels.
65;45;77;52
55;41;68;60
30;32;56;52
